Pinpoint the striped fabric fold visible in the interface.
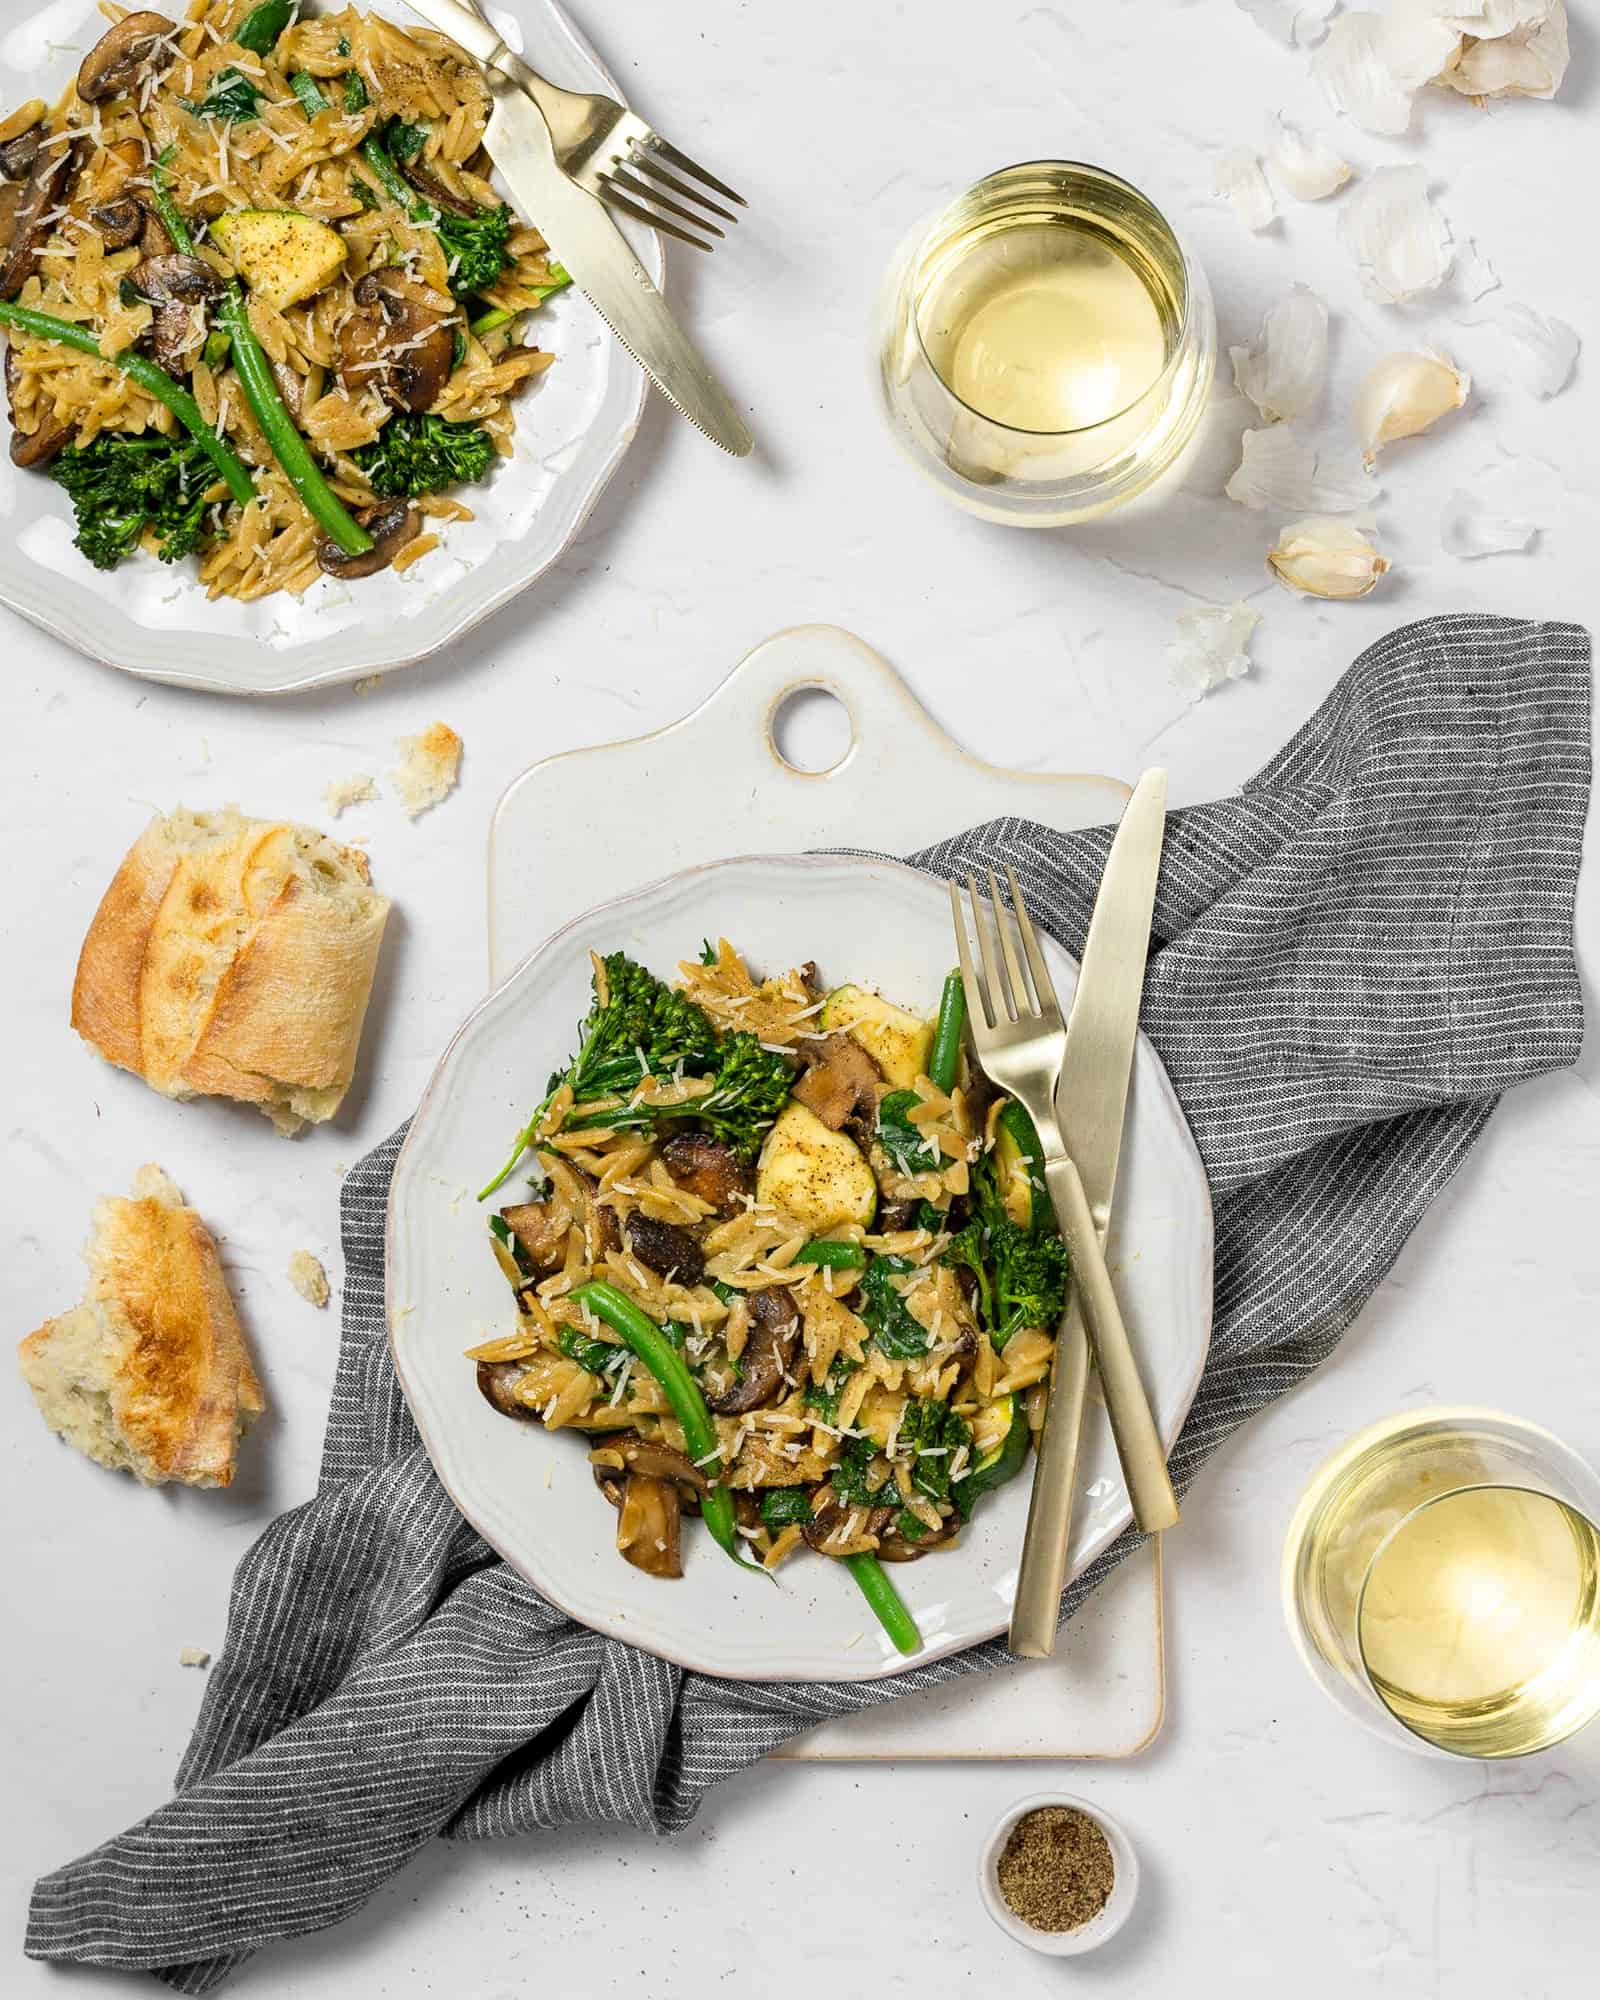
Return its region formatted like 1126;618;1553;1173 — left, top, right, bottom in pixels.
26;615;1591;1990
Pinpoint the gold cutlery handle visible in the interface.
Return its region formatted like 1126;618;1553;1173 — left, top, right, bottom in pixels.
1008;1298;1091;1658
1042;1152;1179;1536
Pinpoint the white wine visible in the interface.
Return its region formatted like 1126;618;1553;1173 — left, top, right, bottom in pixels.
876;162;1215;525
917;221;1172;434
1285;1411;1600;1760
1359;1486;1600;1757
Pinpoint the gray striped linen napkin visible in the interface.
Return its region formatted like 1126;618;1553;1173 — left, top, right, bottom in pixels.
27;613;1590;1990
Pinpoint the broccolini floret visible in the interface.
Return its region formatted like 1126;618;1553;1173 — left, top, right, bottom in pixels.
942;1146;1070;1347
352;413;498;499
50;434;222;572
480;952;793;1198
896;1396;972;1504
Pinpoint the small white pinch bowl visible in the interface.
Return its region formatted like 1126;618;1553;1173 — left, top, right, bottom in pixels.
977;1791;1141;1957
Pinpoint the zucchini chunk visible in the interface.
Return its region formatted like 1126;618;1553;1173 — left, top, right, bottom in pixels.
756;1101;878;1232
819;983;934;1089
210;209;348;311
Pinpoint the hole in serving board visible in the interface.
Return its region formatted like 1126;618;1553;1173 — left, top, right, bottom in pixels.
769;685;854;775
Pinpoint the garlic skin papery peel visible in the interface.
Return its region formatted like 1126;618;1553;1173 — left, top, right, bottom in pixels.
1354;351;1470;465
1314;0;1567;131
1169;601;1263;698
1238;0;1340;44
1480;303;1580;397
1268;516;1391;598
1269;115;1353;201
1216;148;1278;232
1442;489;1538;557
1227;424;1377;514
1231;286;1329;425
1338;166;1452;303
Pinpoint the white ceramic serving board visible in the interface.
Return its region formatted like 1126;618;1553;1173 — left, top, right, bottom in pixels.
487;622;1166;1757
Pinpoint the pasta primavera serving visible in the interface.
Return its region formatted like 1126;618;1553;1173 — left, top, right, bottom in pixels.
0;2;569;598
470;942;1072;1656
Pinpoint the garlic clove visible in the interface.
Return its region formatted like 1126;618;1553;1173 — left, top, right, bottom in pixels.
1269;115;1353;202
1168;601;1262;699
1231;285;1330;424
1354;350;1470;465
1337;165;1452;303
1268;516;1391;599
1215;149;1277;232
1227;424;1377;514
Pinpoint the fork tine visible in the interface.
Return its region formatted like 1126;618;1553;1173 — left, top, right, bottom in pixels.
594;185;717;252
604;166;729;238
970;873;1013;1023
643;134;747;208
1006;868;1061;1025
626;145;740;225
950;879;988;1030
988;869;1032;1018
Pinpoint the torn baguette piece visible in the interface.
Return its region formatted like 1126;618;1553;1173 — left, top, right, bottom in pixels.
71;807;390;1135
18;1166;264;1488
390;722;462;818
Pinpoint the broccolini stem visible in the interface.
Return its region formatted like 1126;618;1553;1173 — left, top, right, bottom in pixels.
149;151;371;558
571;1282;747;1568
844;1554;922;1655
793;1240;867;1270
0;301;255;508
477;1099;550;1202
928;969;967;1095
469;305;515;337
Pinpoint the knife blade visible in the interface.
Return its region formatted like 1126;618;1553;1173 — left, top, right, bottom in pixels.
402;0;752;455
1008;768;1171;1658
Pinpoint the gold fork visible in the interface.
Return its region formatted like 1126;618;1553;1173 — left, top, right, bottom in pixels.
951;871;1180;1620
414;0;746;251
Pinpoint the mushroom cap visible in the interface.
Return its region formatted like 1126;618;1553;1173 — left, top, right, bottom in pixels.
337;269;455;416
659;1133;753;1215
623;1214;706;1287
0;126;43;183
475;1360;538;1421
707;1284;803;1417
89;197;146;251
316;501;420;581
133;252;223;378
76;12;178;105
0;138;85;302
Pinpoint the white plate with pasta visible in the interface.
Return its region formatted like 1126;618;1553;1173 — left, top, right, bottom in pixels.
387;854;1214;1681
0;0;657;694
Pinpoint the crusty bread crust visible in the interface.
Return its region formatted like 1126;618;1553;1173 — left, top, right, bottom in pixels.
71;809;389;1133
17;1168;264;1488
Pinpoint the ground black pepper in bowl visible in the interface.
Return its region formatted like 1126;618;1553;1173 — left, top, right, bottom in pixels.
995;1804;1116;1932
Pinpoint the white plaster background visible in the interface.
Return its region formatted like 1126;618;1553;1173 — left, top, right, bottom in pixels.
4;2;1597;1994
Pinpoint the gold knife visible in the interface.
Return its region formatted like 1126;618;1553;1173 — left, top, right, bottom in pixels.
1008;769;1176;1659
404;0;753;456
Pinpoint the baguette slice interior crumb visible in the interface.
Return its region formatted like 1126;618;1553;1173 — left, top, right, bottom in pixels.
287;1248;330;1307
71;806;390;1135
390;722;462;818
18;1166;264;1488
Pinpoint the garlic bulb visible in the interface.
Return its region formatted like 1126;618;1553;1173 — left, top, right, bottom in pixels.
1215;149;1277;232
1354;351;1470;465
1231;286;1329;424
1268;517;1391;599
1337;166;1452;303
1269;115;1353;202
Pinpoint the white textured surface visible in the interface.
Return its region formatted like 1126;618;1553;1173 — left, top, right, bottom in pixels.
3;0;1597;1993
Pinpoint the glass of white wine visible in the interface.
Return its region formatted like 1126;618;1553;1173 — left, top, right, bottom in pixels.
1283;1409;1600;1760
872;161;1215;526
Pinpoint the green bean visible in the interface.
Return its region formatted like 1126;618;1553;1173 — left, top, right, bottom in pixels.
150;152;371;558
844;1553;922;1655
793;1240;868;1271
0;302;255;508
571;1282;745;1567
928;968;967;1094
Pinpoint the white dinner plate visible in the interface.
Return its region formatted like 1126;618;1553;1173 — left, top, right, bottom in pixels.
0;1;655;694
388;854;1214;1681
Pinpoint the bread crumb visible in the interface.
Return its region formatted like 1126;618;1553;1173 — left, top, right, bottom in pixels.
390;722;462;818
287;1250;330;1308
324;774;378;817
178;1646;211;1669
